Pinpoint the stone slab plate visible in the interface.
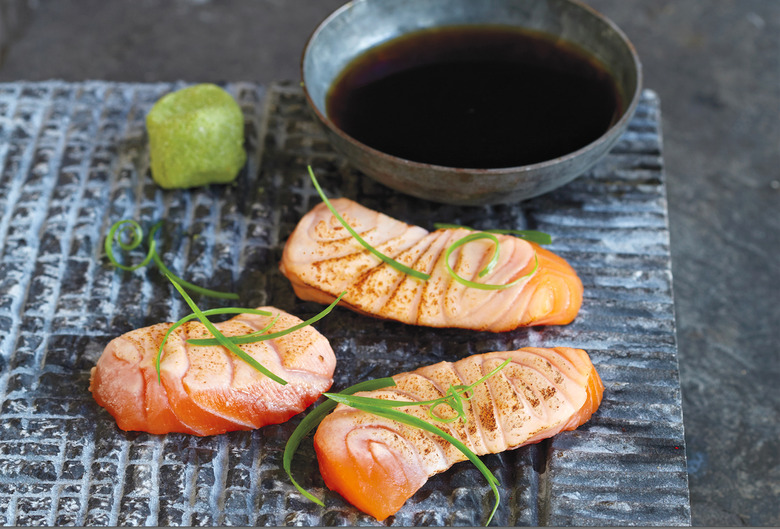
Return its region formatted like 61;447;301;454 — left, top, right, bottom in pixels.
0;81;690;526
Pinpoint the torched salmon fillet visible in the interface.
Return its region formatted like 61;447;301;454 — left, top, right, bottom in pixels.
313;347;604;521
89;308;336;436
280;199;582;331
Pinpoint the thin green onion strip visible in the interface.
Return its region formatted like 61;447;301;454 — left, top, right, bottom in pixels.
308;166;430;281
166;273;288;385
155;289;347;384
445;232;539;291
105;219;238;300
154;308;279;383
283;377;397;505
433;222;552;246
185;291;347;347
322;358;512;424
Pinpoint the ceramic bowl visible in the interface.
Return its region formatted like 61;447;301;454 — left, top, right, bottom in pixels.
301;0;642;205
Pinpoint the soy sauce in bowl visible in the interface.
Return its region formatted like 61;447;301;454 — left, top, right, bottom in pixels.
325;25;622;169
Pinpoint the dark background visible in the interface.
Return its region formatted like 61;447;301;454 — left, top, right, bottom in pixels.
1;0;778;525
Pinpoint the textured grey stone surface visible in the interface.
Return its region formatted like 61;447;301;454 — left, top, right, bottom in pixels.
0;80;688;526
0;0;778;526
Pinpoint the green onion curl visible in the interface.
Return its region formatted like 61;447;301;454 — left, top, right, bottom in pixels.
104;219;156;271
105;219;238;300
308;166;430;281
445;232;539;291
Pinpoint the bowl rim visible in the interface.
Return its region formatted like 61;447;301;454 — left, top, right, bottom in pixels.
300;0;643;177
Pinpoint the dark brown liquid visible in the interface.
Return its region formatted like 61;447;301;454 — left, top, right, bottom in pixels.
326;25;621;168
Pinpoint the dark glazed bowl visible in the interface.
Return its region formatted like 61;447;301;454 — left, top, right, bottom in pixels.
301;0;642;206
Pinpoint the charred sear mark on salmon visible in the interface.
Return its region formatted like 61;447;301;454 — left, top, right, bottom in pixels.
477;401;498;433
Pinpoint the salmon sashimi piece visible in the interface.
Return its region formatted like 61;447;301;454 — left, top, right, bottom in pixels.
89;307;336;436
313;347;604;521
280;198;583;331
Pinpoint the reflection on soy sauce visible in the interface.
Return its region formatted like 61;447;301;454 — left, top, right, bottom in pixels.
327;25;622;169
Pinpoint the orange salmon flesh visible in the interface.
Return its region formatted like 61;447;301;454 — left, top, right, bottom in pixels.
313;347;604;521
280;198;583;331
90;307;336;436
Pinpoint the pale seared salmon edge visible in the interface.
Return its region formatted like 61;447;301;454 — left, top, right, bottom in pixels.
313;347;604;521
89;308;336;436
280;198;583;331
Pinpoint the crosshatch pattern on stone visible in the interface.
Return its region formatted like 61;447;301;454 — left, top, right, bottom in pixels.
0;81;690;526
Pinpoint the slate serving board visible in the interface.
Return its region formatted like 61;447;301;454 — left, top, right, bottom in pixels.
0;81;690;526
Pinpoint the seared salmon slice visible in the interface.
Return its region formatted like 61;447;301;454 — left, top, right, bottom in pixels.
89;308;336;436
313;347;604;521
280;198;582;331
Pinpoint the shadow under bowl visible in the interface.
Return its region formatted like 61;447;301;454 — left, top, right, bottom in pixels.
301;0;642;206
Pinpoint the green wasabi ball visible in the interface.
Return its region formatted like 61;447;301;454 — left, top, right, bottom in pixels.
146;83;246;189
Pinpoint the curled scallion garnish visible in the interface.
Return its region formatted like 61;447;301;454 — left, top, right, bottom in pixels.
433;222;552;246
445;232;539;291
104;219;157;271
284;358;511;525
105;219;239;300
308;166;431;281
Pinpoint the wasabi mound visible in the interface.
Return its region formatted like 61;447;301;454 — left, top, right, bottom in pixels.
146;83;246;189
